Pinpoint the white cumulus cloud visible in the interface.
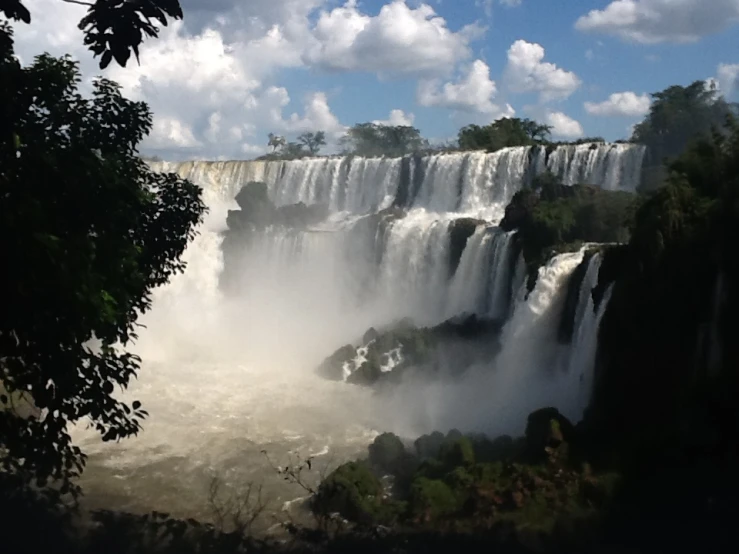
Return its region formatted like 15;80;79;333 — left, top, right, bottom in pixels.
417;60;514;118
373;110;416;126
304;0;484;78
546;112;584;139
575;0;739;44
12;0;350;159
504;40;581;102
584;92;652;117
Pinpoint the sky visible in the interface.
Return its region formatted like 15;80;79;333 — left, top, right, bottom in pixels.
9;0;739;160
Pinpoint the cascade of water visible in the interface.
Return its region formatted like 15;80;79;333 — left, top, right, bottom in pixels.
445;225;495;318
487;231;516;320
557;254;612;421
151;142;646;220
546;143;647;191
375;211;454;324
445;228;517;320
487;248;588;432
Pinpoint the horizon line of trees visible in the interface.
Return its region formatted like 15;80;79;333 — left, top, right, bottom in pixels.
258;83;737;166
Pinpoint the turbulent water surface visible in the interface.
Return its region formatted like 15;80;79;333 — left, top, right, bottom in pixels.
73;145;637;530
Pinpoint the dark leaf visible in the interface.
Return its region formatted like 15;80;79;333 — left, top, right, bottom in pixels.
100;49;113;70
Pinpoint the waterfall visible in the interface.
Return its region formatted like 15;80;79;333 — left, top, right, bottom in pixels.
151;142;646;221
445;227;517;321
546;143;646;191
482;247;592;433
374;211;454;323
149;144;643;424
558;254;614;421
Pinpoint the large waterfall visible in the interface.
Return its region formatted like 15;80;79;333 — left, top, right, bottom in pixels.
149;143;640;336
152;142;645;219
72;145;634;526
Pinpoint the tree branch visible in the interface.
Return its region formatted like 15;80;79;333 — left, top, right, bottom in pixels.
61;0;95;7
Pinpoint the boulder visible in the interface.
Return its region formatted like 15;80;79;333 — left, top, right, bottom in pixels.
362;327;380;345
275;202;329;228
232;181;275;230
316;344;356;381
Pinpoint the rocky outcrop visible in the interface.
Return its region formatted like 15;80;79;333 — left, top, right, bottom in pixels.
316;344;356;381
226;181;329;234
316;314;503;386
448;218;485;275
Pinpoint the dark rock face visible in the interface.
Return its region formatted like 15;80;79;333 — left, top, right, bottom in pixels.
362;327;380;344
315;314;502;387
227;182;329;233
316;344;356;381
220;181;330;293
448;218;485;275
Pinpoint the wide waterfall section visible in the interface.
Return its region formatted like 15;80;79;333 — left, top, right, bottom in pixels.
150;142;645;216
70;146;641;526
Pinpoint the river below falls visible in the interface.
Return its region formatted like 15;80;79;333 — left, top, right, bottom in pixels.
72;359;380;534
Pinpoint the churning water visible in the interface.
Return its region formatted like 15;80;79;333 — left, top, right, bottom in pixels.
72;145;638;529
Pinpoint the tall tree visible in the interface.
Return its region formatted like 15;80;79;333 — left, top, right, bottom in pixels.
0;25;205;496
458;118;552;152
267;132;286;152
632;81;738;166
340;123;428;157
1;0;184;68
297;131;326;156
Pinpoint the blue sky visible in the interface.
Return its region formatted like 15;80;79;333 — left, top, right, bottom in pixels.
11;0;739;159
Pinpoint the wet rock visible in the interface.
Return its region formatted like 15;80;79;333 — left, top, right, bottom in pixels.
362;327;380;344
346;359;381;386
448;218;485;274
316;344;356;381
275;202;329;228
